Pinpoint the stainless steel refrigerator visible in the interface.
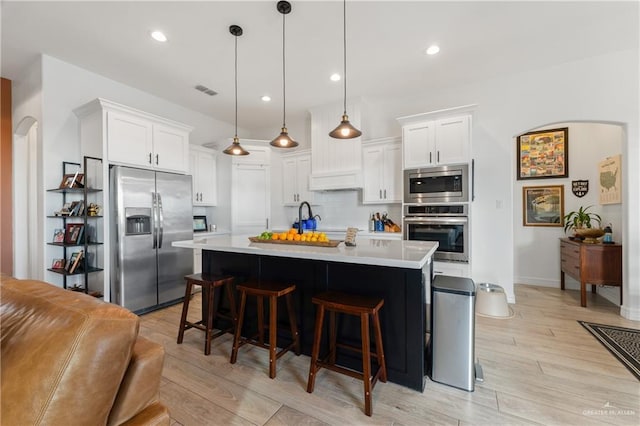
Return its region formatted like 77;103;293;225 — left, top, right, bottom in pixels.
110;166;192;313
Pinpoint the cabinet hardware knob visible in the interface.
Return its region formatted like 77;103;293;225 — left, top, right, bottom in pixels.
429;152;432;164
379;189;382;199
384;189;387;199
437;151;440;162
149;153;152;164
155;154;159;165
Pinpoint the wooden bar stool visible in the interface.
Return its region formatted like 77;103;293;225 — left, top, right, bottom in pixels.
230;280;300;379
177;273;237;355
307;291;387;417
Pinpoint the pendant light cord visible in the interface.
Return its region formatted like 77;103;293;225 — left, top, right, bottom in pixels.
234;34;238;138
282;11;287;128
342;0;347;115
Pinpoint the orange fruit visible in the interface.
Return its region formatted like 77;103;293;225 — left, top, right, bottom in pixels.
287;234;294;241
280;232;287;240
294;234;301;241
272;234;279;240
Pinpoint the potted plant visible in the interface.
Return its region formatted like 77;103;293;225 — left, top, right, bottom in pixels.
563;205;603;241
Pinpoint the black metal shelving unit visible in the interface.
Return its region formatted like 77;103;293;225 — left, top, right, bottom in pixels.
47;157;103;294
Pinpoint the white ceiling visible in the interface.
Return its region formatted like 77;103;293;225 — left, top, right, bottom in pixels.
2;1;637;134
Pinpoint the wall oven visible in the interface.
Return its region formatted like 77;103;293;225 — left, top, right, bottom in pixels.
403;204;469;262
404;164;468;204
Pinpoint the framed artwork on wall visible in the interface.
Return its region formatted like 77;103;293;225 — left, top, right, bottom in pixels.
523;185;564;227
517;127;568;180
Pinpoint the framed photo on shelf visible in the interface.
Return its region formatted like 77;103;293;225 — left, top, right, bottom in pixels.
67;250;84;273
517;127;568;180
522;185;564;227
58;172;85;189
52;228;65;243
64;223;84;244
193;215;208;232
51;258;65;269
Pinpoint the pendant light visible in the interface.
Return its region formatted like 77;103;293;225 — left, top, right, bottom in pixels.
223;25;250;156
270;1;298;148
329;0;361;139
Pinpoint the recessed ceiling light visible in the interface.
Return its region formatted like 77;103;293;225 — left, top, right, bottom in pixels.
261;95;271;102
330;73;341;82
426;45;440;55
151;31;168;42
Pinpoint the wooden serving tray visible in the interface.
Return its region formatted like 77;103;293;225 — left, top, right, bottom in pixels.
248;237;342;248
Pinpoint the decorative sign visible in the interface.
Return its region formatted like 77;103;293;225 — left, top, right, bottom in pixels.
571;180;589;198
599;155;622;205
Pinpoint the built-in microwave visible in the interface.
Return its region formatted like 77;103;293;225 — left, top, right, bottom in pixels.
404;164;468;204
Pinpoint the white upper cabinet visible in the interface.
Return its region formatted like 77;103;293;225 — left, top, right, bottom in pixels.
189;145;217;206
362;138;402;204
281;150;314;206
309;102;363;190
152;124;190;173
75;98;192;174
398;105;475;169
434;115;470;165
106;111;154;167
402;121;436;169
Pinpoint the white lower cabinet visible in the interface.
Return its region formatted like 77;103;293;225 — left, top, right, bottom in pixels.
282;151;314;206
189;145;217;206
362;138;402;204
433;261;470;278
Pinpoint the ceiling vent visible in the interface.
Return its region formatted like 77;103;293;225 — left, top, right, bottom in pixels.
195;85;218;96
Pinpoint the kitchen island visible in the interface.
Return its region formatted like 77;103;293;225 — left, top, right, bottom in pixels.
173;235;437;392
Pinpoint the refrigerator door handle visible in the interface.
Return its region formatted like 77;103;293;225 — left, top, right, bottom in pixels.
157;193;164;248
152;192;158;249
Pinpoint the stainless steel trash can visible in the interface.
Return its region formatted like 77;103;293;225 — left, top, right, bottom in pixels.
430;274;476;391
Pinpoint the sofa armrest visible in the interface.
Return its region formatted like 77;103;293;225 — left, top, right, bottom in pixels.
108;337;166;426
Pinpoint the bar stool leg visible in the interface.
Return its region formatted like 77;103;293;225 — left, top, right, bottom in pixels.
361;312;372;417
329;310;337;365
268;294;278;379
225;279;238;329
204;284;215;355
285;293;301;355
230;290;247;364
177;279;194;344
372;310;387;383
257;295;265;345
307;304;325;393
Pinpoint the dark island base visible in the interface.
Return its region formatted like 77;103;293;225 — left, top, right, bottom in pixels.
202;250;429;392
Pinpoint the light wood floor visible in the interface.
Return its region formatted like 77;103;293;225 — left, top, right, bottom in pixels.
139;284;640;426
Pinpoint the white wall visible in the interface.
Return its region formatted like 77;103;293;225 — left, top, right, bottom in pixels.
514;123;623;301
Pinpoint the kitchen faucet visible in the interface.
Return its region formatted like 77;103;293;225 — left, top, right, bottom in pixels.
298;201;313;234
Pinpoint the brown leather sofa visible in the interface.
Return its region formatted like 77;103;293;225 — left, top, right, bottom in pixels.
0;276;170;425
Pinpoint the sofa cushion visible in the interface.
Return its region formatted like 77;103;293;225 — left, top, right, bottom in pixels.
1;279;139;425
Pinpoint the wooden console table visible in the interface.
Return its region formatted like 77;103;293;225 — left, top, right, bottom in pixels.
560;238;622;307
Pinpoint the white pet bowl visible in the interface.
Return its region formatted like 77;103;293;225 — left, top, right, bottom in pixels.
476;283;514;318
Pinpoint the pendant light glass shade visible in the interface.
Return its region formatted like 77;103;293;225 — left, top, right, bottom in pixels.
270;1;298;148
223;25;249;156
330;0;361;139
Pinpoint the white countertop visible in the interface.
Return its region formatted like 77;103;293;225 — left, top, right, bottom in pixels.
173;235;437;269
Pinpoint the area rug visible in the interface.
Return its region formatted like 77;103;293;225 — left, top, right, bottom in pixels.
578;321;640;381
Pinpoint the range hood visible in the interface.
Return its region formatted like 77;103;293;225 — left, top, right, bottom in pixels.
309;169;363;191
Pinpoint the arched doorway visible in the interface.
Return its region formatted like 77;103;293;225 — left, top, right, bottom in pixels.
513;120;625;309
13;116;41;279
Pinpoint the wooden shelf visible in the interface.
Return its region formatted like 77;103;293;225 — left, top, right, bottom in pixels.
47;266;103;276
